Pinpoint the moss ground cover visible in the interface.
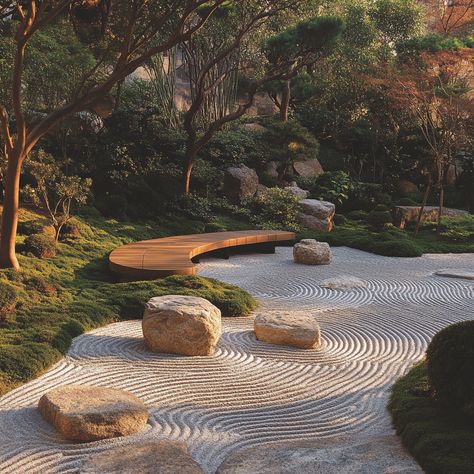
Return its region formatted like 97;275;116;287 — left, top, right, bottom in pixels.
389;362;474;474
0;208;256;396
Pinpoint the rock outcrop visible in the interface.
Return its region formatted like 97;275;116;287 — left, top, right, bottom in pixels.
298;199;335;232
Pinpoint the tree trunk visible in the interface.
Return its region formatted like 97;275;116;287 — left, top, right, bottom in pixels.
183;150;197;194
437;183;444;236
280;79;291;122
0;150;23;269
413;178;431;238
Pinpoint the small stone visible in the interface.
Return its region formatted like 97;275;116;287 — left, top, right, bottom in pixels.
293;239;331;265
435;269;474;281
80;441;204;473
254;313;321;349
143;295;222;356
38;385;148;442
321;275;367;290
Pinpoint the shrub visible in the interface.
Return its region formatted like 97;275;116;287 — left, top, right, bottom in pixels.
298;171;352;206
367;210;393;231
0;282;18;319
97;194;128;219
374;204;390;212
333;214;347;225
25;276;59;297
204;222;228;233
346;210;369;221
374;192;392;207
426;321;474;417
59;220;82;240
247;187;301;232
23;233;57;259
397;197;419;206
370;239;422;257
17;220;44;235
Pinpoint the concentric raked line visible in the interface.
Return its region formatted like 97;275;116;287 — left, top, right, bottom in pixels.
0;248;473;473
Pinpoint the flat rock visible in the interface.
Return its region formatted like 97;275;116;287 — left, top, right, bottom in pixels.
293;159;324;178
294;239;331;265
216;435;422;474
321;275;367;290
143;295;222;356
80;441;204;473
299;199;335;220
38;385;148;442
435;269;474;281
254;312;321;349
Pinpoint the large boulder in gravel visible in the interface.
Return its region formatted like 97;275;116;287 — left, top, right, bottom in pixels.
254;313;321;349
142;295;222;356
293;239;331;265
80;441;204;474
38;385;148;442
224;165;259;203
293;159;324;178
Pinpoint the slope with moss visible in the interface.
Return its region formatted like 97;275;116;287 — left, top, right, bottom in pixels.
0;208;257;396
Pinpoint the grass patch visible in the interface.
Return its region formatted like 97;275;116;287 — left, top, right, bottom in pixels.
300;215;474;257
0;208;257;396
389;362;474;474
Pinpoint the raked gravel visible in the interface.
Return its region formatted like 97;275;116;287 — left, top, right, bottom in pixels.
0;247;473;473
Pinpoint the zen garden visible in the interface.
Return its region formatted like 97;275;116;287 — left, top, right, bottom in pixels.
0;0;474;473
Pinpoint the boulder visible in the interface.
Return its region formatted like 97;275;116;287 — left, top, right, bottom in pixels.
285;183;309;200
393;206;468;229
321;275;367;290
293;239;331;265
38;385;148;442
142;295;222;356
293;159;324;178
80;441;204;474
298;213;333;232
254;313;321;349
397;179;419;196
224;165;259;203
264;161;279;180
299;199;335;220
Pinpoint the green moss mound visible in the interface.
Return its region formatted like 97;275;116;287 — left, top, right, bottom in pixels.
0;209;256;396
426;321;474;417
390;361;474;474
23;233;57;258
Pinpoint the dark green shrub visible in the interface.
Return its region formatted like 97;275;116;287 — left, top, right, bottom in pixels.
426;321;474;417
97;194;128;219
0;282;18;319
17;220;44;235
397;197;419;206
374;204;390;212
23;233;57;258
204;222;228;233
367;210;393;230
298;171;352;206
247;187;301;232
333;214;347;225
370;239;423;257
346;210;369;221
374;192;392;207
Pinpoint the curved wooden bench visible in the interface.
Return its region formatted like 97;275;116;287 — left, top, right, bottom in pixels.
109;230;295;280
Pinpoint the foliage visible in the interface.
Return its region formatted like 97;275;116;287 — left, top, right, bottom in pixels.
389;361;474;474
23;234;57;259
367;210;393;231
23;150;92;240
0;208;256;396
247;188;301;232
298;171;352;205
426;321;474;417
0;281;18;319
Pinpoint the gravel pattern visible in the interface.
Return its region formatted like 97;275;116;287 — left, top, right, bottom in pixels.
0;247;473;473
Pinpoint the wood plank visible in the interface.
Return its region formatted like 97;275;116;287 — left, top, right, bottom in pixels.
109;230;295;280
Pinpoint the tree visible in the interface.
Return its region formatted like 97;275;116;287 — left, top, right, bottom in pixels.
181;13;344;192
23;150;91;240
0;0;226;269
421;0;474;35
